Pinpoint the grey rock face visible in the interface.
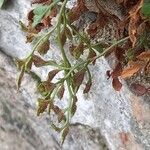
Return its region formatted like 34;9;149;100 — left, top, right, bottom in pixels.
0;0;150;150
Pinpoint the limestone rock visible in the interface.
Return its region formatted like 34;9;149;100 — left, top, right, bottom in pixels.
0;0;150;150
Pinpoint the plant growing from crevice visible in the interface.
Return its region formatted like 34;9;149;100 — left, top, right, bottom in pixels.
14;0;150;143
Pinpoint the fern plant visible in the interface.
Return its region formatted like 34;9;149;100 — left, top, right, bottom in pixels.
15;0;149;143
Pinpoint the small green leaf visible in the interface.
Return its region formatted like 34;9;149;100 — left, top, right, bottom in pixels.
142;1;150;18
126;49;134;60
93;43;104;53
29;71;41;84
0;0;5;8
32;5;50;27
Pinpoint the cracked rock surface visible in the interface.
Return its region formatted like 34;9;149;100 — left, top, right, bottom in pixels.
0;0;150;150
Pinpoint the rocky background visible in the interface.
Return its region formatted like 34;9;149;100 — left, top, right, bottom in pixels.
0;0;150;150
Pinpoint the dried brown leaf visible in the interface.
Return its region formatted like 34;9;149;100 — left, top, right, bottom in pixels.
68;0;87;23
33;55;47;67
111;63;122;78
60;29;66;46
83;81;92;94
27;10;34;22
88;50;97;65
73;69;86;87
136;51;150;60
57;85;65;100
112;77;122;91
31;0;50;4
43;81;56;92
73;42;84;59
115;47;125;62
47;69;59;82
53;105;65;123
37;39;50;55
37;99;50;116
121;62;143;78
128;0;144;47
131;83;147;96
71;96;78;116
61;127;69;144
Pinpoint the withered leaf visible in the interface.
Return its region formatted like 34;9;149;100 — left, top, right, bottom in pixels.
128;13;140;47
57;85;65;100
38;81;55;96
41;16;51;27
73;69;86;87
43;81;56;92
73;42;84;59
88;50;97;65
65;27;72;40
26;33;35;43
37;39;50;55
67;0;87;23
33;55;57;67
69;44;76;56
83;81;92;94
31;0;50;4
47;69;59;82
52;105;65;123
49;7;57;18
60;29;66;46
27;10;34;22
121;62;143;78
115;47;125;62
86;23;98;38
71;96;78;116
136;51;150;60
61;127;69;145
128;0;144;47
131;83;147;96
33;55;47;67
17;65;25;90
111;63;122;78
37;99;50;116
112;77;122;91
